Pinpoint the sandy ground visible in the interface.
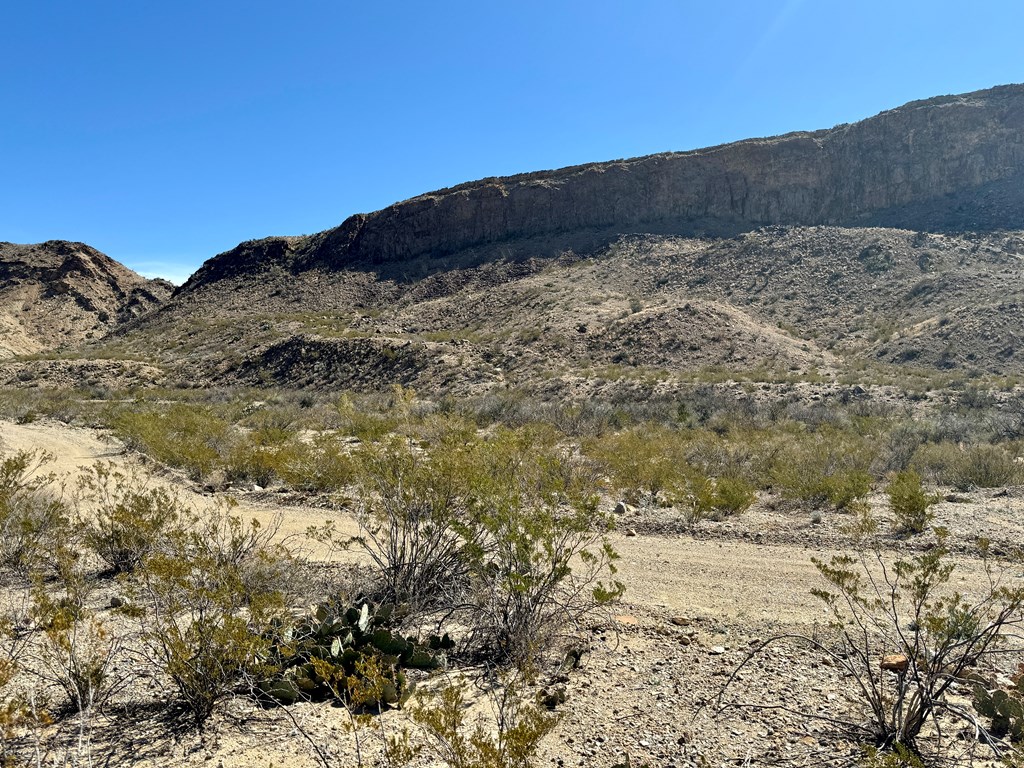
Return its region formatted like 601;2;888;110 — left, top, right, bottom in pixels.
0;419;1019;767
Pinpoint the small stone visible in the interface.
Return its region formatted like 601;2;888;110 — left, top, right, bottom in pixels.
880;654;909;672
670;616;691;627
625;529;637;537
109;596;126;609
708;646;727;655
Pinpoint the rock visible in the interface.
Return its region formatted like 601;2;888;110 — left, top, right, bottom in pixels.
708;646;727;656
109;595;126;609
880;654;910;672
540;686;567;710
625;529;637;537
670;616;691;627
613;501;636;515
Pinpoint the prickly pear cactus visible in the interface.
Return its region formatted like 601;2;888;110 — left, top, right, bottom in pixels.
972;667;1024;742
258;600;447;707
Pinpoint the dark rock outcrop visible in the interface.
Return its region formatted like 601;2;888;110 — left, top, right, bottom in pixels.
181;84;1024;292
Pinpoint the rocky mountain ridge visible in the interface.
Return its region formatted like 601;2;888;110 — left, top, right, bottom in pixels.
0;240;172;358
181;84;1024;291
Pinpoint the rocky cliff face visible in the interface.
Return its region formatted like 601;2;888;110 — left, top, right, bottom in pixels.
0;240;172;357
181;84;1024;292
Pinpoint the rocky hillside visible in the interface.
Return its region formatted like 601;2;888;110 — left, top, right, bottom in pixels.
30;85;1024;396
179;84;1024;291
95;225;1024;399
0;241;172;358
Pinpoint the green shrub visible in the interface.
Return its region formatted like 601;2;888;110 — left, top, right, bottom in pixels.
133;502;291;723
32;553;119;712
468;427;623;666
409;678;559;768
585;423;689;504
727;533;1024;761
330;432;485;610
276;433;354;492
947;444;1020;490
710;475;757;518
0;450;71;574
769;430;875;510
337;394;399;441
886;470;939;535
110;403;232;480
77;462;181;574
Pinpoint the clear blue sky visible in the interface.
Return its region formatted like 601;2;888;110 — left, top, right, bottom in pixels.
2;1;1022;283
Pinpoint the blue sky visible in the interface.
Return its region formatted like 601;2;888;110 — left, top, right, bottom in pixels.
2;1;1022;284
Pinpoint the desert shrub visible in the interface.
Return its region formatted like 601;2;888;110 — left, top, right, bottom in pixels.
947;444;1021;490
337;394;400;441
709;475;757;518
110;403;232;480
467;427;623;666
769;429;875;509
662;469;715;527
722;532;1024;760
76;462;181;574
909;441;962;485
0;589;36;765
886;470;939;535
0;450;71;574
276;432;354;492
330;424;623;667
133;502;291;723
32;553;119;712
328;431;486;610
584;423;689;504
409;677;559;768
878;422;933;474
223;430;291;487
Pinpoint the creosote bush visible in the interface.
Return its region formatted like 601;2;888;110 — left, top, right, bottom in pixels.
467;427;623;665
0;450;70;574
110;402;232;480
32;553;120;713
322;422;624;669
133;501;291;724
886;470;939;535
721;529;1024;762
77;462;181;574
769;428;875;510
407;677;559;768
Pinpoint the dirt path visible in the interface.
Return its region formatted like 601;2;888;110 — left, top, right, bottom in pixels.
0;418;360;555
0;418;1002;630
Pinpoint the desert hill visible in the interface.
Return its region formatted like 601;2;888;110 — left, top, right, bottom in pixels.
93;225;1024;399
0;240;172;359
10;85;1024;395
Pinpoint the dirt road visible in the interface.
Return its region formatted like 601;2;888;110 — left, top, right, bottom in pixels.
1;418;1001;629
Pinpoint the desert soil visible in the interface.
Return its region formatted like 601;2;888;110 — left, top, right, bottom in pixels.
1;419;1018;767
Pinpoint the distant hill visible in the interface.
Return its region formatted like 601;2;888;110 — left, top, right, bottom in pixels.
0;240;172;358
14;85;1024;396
